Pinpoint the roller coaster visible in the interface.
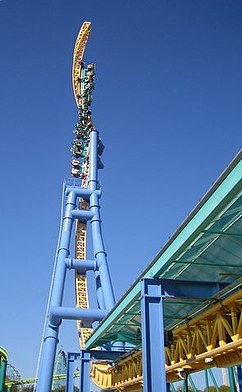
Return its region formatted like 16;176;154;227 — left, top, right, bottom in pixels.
0;349;72;391
2;348;235;392
30;21;242;392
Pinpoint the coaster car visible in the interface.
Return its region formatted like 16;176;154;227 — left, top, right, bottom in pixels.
72;140;82;148
71;168;81;178
73;130;87;140
72;150;83;158
72;160;81;168
87;64;95;70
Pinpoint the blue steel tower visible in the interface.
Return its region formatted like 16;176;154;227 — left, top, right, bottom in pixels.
36;22;115;392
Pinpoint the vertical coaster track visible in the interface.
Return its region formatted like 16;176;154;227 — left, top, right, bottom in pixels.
71;21;95;349
70;23;145;391
71;22;107;348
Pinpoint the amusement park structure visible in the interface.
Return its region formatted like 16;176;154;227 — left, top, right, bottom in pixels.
31;21;242;392
0;347;8;391
0;349;77;391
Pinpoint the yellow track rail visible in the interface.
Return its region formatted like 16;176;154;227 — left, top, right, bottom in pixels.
72;22;93;349
72;21;91;106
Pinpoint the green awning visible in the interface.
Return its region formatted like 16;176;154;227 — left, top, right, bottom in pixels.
86;150;242;349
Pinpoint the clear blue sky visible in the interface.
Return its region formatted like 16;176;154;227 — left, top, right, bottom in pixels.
0;0;241;386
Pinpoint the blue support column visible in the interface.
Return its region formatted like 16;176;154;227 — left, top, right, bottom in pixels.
208;368;220;392
188;375;198;392
37;54;117;391
89;128;115;310
228;368;236;392
37;190;77;392
0;359;7;392
170;383;176;392
141;278;167;392
79;350;91;392
237;365;242;392
66;353;76;392
205;369;209;392
183;376;189;392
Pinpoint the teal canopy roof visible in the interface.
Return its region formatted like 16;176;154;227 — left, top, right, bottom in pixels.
86;150;242;349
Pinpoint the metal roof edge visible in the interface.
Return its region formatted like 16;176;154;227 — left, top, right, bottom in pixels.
86;150;242;349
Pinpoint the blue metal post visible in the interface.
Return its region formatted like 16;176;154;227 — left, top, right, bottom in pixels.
89;128;115;310
37;128;117;390
237;365;242;392
0;359;7;392
208;368;220;392
188;374;198;392
184;376;189;392
79;351;91;392
170;383;176;392
66;353;75;392
37;191;76;392
140;278;167;391
205;369;209;392
228;368;236;392
66;353;78;392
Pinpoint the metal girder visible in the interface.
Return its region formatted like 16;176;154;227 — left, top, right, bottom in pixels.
80;351;91;392
161;278;229;299
88;288;242;390
66;353;78;392
165;288;242;381
204;230;242;236
141;278;166;391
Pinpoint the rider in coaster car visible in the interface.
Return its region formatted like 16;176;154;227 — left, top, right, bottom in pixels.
72;149;84;158
87;64;95;70
72;140;82;148
73;130;86;140
71;168;81;177
72;160;81;168
85;83;93;91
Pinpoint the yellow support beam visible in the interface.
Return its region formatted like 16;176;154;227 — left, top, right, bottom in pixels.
72;21;91;106
90;289;242;390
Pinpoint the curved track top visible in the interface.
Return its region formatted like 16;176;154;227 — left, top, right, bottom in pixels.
72;21;91;106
